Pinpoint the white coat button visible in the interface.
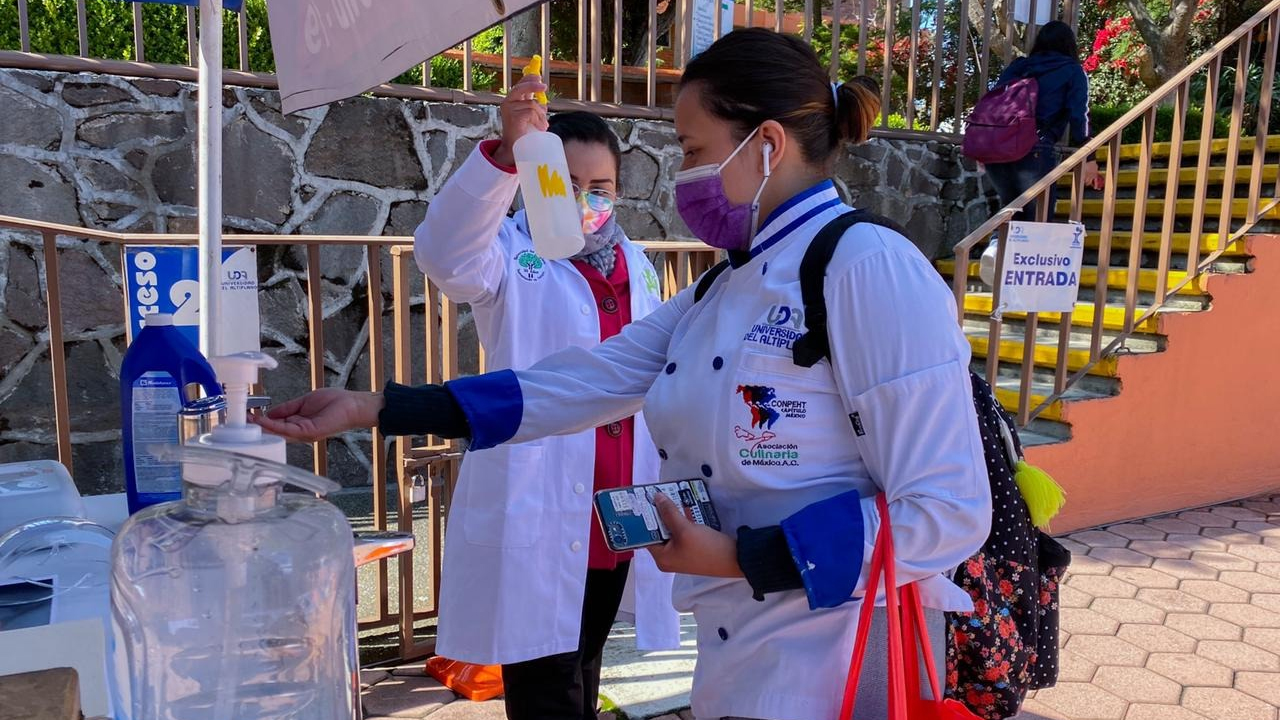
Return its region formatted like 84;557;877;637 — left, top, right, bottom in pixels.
571;541;583;552
574;483;586;494
581;304;592;315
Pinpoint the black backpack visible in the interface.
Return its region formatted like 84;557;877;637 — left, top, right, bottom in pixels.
693;210;1070;720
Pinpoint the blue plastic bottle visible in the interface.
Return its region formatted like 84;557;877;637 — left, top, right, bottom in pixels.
120;313;221;514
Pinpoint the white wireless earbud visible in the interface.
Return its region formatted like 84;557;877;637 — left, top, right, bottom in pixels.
762;141;773;178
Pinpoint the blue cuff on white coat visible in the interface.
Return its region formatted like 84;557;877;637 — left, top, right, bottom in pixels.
444;370;523;450
780;489;866;610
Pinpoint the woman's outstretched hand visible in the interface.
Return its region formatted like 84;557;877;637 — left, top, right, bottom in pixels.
255;388;384;442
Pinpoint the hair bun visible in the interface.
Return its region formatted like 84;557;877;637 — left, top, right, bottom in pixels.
836;76;882;145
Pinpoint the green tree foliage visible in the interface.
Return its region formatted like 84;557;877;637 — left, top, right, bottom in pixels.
0;0;272;70
0;0;496;90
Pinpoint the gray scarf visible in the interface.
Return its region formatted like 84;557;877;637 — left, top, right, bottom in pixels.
573;214;625;278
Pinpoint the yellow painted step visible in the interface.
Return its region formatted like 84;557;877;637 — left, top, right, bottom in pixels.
938;259;1208;295
1084;230;1241;255
992;386;1065;423
966;332;1119;377
962;293;1160;334
1059;165;1279;189
1059;197;1280;221
1098;136;1280;162
978;228;1245;256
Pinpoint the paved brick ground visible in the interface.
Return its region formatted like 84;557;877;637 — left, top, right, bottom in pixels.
1015;491;1280;720
362;492;1280;720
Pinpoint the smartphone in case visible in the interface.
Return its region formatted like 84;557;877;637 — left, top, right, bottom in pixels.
593;480;721;552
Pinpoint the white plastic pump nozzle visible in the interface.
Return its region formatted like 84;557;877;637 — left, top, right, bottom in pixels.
210;352;278;438
184;352;287;492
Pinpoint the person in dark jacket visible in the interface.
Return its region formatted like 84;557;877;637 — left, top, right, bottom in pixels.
985;21;1100;222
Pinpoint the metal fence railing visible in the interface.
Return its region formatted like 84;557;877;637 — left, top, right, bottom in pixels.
0;212;717;657
1;0;1079;135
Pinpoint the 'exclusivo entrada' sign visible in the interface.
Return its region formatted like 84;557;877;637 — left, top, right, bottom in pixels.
996;221;1086;315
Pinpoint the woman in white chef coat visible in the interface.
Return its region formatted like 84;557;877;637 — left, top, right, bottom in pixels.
261;28;990;720
393;77;679;720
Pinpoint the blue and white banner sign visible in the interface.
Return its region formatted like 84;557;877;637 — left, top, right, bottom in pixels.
124;246;261;353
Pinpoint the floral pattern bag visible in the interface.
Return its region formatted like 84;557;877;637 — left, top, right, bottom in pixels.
944;376;1071;719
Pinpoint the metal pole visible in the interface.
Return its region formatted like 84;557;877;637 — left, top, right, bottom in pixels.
17;0;29;52
237;7;249;71
198;0;222;358
133;3;145;62
76;0;88;57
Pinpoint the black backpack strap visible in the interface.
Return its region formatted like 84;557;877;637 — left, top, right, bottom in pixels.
792;210;909;368
693;259;731;303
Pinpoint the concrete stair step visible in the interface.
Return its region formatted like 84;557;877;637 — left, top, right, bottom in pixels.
1059;196;1280;222
986;376;1102;425
963;318;1161;378
1088;253;1253;275
961;292;1162;334
983;360;1117;424
1017;426;1070;447
1098;135;1280;163
988;355;1124;398
1078;230;1248;257
1059;164;1280;190
968;382;1075;445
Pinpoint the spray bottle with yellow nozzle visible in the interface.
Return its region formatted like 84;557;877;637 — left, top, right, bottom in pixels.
512;55;585;260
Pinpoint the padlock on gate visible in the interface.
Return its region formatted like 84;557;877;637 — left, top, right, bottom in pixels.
410;472;428;505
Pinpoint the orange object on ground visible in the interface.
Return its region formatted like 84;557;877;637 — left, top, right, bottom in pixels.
424;656;504;702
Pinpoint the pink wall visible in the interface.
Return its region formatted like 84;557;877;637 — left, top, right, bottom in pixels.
1026;236;1280;533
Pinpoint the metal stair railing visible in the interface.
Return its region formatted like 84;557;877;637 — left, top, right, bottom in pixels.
951;0;1280;427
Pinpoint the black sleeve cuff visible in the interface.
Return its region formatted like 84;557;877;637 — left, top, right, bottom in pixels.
736;524;804;601
377;381;472;439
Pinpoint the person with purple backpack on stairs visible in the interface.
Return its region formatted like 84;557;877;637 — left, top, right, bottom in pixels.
971;21;1103;285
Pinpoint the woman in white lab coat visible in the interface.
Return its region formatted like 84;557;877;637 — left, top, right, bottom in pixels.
262;28;990;720
398;81;679;719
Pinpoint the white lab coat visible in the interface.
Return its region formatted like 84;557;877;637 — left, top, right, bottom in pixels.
414;145;680;665
463;182;991;719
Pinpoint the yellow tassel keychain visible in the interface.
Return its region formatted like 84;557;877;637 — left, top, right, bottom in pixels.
1013;459;1067;529
996;412;1066;529
521;55;550;105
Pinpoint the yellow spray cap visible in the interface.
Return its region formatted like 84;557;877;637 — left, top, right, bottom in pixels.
521;54;549;106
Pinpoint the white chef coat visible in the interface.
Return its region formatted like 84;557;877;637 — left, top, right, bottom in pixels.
414;144;680;665
446;181;991;719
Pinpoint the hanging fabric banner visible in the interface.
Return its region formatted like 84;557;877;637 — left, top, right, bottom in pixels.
264;0;543;114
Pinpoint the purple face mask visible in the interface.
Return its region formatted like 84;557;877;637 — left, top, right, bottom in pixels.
675;127;772;251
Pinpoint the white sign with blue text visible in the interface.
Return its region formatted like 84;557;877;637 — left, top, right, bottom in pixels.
996;221;1086;315
1013;0;1055;25
690;0;735;58
124;246;261;353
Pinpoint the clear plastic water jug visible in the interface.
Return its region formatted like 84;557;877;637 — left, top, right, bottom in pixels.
109;445;356;720
513;130;585;260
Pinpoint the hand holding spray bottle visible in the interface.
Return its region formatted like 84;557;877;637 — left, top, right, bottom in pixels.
512;55;585;260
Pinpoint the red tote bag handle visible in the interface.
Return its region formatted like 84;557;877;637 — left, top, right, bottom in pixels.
838;495;948;720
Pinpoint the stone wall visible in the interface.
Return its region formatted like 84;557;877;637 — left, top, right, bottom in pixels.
0;67;996;494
